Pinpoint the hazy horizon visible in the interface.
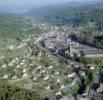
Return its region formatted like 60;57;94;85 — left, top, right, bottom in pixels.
0;0;100;13
0;0;97;5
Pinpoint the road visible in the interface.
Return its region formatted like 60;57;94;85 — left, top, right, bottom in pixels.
35;35;82;91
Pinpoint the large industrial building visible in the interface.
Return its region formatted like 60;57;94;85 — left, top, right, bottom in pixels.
68;40;103;57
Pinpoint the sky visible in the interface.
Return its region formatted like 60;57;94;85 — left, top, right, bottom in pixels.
0;0;95;5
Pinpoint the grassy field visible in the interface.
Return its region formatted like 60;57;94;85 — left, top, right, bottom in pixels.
85;57;103;65
0;14;49;65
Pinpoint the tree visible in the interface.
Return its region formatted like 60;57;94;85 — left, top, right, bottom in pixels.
0;80;41;100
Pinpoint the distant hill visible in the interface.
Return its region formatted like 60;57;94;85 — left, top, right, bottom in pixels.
27;0;103;15
27;0;103;25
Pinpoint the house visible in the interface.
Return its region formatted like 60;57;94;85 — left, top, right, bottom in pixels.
12;75;17;80
62;96;75;100
55;91;63;100
60;85;65;89
2;64;7;68
44;76;49;81
67;72;76;78
3;74;8;79
97;83;103;93
22;73;28;77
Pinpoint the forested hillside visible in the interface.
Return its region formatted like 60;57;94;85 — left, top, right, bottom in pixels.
27;0;103;25
0;80;41;100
